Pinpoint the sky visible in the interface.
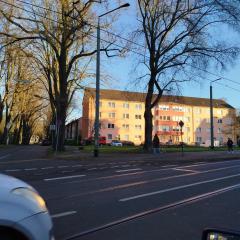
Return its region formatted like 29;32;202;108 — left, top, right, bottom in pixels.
70;1;240;121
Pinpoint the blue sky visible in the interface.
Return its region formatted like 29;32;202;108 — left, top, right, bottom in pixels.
70;1;240;121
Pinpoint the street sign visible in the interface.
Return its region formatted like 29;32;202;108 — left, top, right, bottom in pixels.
50;125;56;131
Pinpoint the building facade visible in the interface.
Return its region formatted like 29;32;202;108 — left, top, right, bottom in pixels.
82;88;236;145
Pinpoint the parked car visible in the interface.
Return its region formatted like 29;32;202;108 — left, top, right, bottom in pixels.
40;139;51;146
111;140;123;147
0;174;54;240
83;136;106;146
121;140;135;146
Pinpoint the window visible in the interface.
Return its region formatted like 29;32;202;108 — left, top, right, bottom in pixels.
135;135;142;140
135;114;142;119
124;135;129;140
218;128;222;134
184;116;190;122
195;108;202;114
196;137;202;142
122;124;129;130
108;102;115;108
217;119;223;123
161;125;170;131
135;104;142;110
172;126;180;132
217;109;223;115
107;134;112;140
135;124;142;130
108;112;115;119
172;106;183;112
123;103;129;108
167;116;171;121
163;116;166;121
172;116;183;121
108;123;114;129
159;105;169;110
196;127;201;132
123;113;129;119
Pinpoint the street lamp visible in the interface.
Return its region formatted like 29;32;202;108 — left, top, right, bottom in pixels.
94;3;130;157
210;78;221;149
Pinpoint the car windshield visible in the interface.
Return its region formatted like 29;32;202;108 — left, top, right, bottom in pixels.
1;1;240;240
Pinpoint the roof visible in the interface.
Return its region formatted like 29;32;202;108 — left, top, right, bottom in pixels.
84;88;234;109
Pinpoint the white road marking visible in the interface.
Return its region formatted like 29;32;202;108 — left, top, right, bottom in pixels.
71;164;83;168
51;211;77;218
121;165;131;167
173;168;200;173
161;164;178;168
119;172;240;202
41;166;54;170
44;174;86;181
24;168;37;171
110;165;119;168
116;168;142;173
58;166;68;168
0;154;11;160
5;169;21;172
87;168;97;171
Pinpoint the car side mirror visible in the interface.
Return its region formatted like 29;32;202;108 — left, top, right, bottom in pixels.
202;229;240;240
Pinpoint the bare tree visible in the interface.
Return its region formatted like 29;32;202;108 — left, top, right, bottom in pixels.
135;0;239;152
0;0;121;151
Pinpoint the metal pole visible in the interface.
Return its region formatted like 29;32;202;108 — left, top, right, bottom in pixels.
181;128;184;156
94;18;100;157
210;84;214;149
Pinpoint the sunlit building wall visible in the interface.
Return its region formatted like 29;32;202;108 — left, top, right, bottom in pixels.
82;88;236;145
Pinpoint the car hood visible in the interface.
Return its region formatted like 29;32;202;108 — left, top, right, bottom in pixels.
0;174;32;192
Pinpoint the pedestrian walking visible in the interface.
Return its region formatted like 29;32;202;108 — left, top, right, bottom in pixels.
227;138;234;153
152;134;160;154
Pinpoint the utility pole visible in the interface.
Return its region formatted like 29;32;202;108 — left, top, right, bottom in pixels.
94;3;130;157
210;78;221;149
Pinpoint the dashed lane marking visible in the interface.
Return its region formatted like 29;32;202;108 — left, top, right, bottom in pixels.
51;211;77;218
71;164;83;168
24;168;37;171
116;168;142;173
58;166;68;168
44;174;86;181
173;168;200;173
41;166;54;170
87;168;97;171
5;169;21;172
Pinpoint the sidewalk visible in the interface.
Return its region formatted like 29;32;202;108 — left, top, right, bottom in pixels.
53;147;240;164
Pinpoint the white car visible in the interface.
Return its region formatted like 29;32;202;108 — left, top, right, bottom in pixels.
0;174;54;240
111;140;123;147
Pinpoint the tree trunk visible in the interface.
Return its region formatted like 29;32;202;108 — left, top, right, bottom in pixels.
56;104;67;151
144;78;155;152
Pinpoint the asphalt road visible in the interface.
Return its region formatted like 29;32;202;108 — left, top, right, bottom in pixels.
1;145;240;240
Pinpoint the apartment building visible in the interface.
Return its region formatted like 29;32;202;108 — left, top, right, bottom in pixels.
82;88;236;145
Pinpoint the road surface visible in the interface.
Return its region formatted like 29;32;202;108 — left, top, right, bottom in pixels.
1;145;240;240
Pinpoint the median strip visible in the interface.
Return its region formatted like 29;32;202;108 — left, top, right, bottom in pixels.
44;174;86;181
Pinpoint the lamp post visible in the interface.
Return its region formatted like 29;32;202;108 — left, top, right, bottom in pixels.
94;3;130;157
210;78;221;149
